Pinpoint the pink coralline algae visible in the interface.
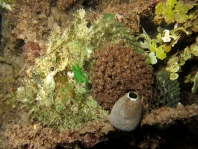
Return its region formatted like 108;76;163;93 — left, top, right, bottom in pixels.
22;41;41;64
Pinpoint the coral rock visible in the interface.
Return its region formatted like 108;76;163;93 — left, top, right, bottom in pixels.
91;43;154;110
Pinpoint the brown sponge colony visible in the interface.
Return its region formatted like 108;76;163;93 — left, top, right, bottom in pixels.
91;43;154;110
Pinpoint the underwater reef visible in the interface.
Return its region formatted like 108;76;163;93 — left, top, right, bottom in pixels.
0;0;198;148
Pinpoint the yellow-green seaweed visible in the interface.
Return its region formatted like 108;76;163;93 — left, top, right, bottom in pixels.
154;0;195;24
138;29;167;62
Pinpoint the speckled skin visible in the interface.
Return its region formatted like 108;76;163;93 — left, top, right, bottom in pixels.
110;92;142;131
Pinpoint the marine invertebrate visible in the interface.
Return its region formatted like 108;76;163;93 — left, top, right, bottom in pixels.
152;71;180;109
91;42;153;110
16;9;137;130
110;91;142;131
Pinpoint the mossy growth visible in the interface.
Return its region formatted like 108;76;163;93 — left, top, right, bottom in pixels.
16;9;140;130
152;71;180;110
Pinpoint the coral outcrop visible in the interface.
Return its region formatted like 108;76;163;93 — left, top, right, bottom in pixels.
141;104;198;125
6;104;198;149
91;42;154;110
6;119;114;149
2;0;198;149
